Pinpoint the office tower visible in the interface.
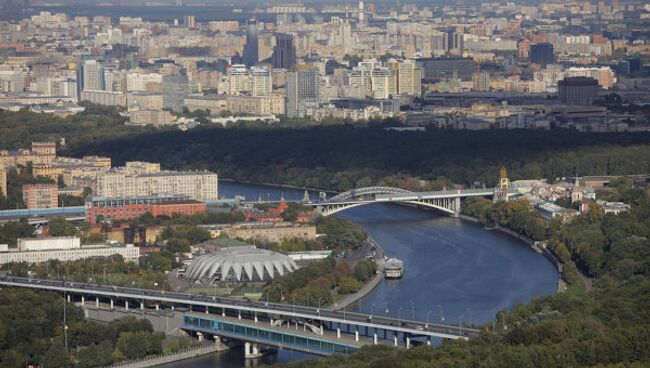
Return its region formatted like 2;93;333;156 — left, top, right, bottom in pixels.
272;33;296;69
529;43;555;68
558;77;601;105
243;19;259;67
251;66;272;96
162;69;189;112
286;66;320;118
76;60;105;98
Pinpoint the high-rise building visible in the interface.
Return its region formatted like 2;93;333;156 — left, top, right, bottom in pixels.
251;66;272;96
228;64;251;95
271;33;296;69
243;19;259;67
416;57;476;81
446;31;464;55
358;0;365;26
22;183;58;209
371;67;397;99
387;59;422;96
558;77;601;105
76;60;105;98
184;15;196;29
286;65;320;118
162;69;189;112
529;43;555;68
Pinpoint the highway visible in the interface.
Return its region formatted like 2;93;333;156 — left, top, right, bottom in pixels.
0;275;481;340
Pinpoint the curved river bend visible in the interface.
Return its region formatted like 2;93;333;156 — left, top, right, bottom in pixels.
163;182;558;367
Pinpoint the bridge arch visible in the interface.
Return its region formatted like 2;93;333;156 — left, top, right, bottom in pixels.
328;187;415;202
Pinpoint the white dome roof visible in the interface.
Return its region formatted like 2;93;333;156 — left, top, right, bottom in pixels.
185;246;298;283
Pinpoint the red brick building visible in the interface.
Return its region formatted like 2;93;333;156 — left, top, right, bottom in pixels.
86;195;206;223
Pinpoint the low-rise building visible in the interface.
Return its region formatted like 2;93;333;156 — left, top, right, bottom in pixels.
86;194;206;223
200;221;317;243
95;169;218;201
0;241;139;265
534;201;578;221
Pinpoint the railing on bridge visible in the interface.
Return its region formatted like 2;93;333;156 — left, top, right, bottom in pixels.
0;206;85;218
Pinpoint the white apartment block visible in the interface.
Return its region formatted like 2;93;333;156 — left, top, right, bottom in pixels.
0;244;140;265
95;170;218;201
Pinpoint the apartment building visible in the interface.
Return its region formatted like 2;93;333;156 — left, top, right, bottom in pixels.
95;170;218;201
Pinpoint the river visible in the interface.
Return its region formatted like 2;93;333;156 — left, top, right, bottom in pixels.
163;181;558;367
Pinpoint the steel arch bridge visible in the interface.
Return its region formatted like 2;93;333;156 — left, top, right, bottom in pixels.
328;186;416;202
311;187;505;217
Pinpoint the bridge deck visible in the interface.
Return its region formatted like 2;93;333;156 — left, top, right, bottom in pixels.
0;277;479;341
184;313;377;355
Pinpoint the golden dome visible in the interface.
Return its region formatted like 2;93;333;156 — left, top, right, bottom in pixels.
499;166;508;179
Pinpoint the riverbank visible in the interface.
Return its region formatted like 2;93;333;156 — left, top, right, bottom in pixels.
332;236;386;311
458;214;572;294
102;345;216;368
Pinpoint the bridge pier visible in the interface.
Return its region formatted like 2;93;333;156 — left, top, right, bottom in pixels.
213;336;230;351
197;332;203;342
406;336;411;349
155;304;159;310
393;335;398;346
81;296;85;307
205;306;209;314
355;329;359;342
337;327;341;338
110;298;114;309
125;300;129;311
454;197;461;217
427;337;431;346
141;301;144;310
373;332;378;345
67;294;71;303
254;313;258;323
244;342;263;359
95;297;99;308
222;307;225;317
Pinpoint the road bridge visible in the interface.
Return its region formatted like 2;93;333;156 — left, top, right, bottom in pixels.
0;276;481;357
308;187;512;216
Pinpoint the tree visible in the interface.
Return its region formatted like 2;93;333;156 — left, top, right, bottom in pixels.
47;218;80;237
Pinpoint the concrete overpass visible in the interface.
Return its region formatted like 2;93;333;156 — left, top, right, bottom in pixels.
0;276;481;357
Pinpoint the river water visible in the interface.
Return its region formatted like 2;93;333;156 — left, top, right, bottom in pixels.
163;181;558;367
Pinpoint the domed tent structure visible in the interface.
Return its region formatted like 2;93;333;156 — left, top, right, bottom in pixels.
184;246;298;284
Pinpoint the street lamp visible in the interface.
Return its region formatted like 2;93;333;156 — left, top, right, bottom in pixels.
438;304;445;322
317;297;323;316
397;306;403;326
458;312;464;336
